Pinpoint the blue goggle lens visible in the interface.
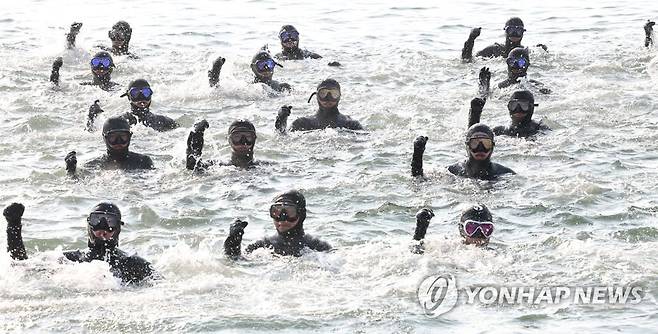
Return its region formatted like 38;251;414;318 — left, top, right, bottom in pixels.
256;59;275;72
90;57;112;68
280;31;299;41
129;87;153;99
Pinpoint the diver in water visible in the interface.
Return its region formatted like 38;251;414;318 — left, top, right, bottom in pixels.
411;205;495;254
4;202;154;284
186;119;263;171
223;190;331;258
114;79;179;132
469;90;550;138
462;17;547;61
478;49;551;95
274;25;322;60
65;21;138;58
66;116;154;176
412;123;515;180
275;79;363;132
208;49;291;92
50;51;120;91
646;20;655;47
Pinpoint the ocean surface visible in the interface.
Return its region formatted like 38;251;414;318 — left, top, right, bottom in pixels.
1;0;658;333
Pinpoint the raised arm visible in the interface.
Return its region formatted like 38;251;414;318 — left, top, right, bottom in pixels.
208;56;225;87
65;151;78;177
645;20;655;47
468;98;486;128
85;100;105;131
411;208;435;254
65;22;82;49
275;105;292;133
4;203;28;260
223;219;248;259
50;57;63;86
411;136;428;177
461;28;481;61
186;120;210;170
478;67;491;99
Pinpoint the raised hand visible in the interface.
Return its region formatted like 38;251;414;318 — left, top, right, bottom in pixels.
66;22;83;48
3;203;25;225
645;20;655;47
224;219;249;257
414;135;428;152
208;56;225;87
275;105;292;132
469;27;482;40
65;151;77;175
479;67;491;89
416;208;435;224
193;119;209;133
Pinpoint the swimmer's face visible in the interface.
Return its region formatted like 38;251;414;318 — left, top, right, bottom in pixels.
511;112;527;122
467;133;493;161
92;68;109;77
318;99;338;109
281;39;299;49
509;36;522;43
131;100;151;109
274;218;299;233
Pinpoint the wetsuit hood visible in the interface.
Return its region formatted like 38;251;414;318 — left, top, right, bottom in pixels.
91;51;115;83
465;123;495;173
122;78;152;117
109;21;132;53
509;89;535;125
279;25;300;52
458;204;493;239
504;17;525;48
251;50;275;83
87;202;122;250
102;117;132;158
228;119;257;165
506;47;530;79
272;190;307;237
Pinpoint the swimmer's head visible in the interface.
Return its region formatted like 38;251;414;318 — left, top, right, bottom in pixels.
459;204;494;246
504;17;525;44
270;190;306;234
90;51;114;80
109;21;132;50
465;123;495;162
279;25;300;50
87;202;124;249
508;90;537;125
308;78;341;110
227;120;257;155
251;50;278;82
121;79;152;111
506;47;530;78
102;117;132;154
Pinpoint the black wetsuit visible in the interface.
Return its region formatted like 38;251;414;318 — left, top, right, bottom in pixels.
275;47;322;61
462;36;523;60
84;150;154;171
276;105;363;132
4;204;153;285
255;76;291;93
185;122;262;171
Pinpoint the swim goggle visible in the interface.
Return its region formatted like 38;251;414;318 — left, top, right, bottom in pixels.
255;59;278;72
462;220;494;238
229;131;256;146
270;203;299;222
104;130;131;145
128;87;153;100
507;99;534;112
90;57;112;69
507;57;528;69
318;87;341;101
279;31;299;42
88;211;122;231
466;137;493;151
504;25;526;36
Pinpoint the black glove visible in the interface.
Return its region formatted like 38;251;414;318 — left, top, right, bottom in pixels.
278;105;292;119
208;57;225;87
645;20;655;35
328;61;341;67
536;44;548;52
413;208;434;241
88;100;104;118
275;106;292;132
193;119;209;133
65;151;77;174
413;136;428;152
4;203;25;225
224;219;249;257
66;22;83;48
468;27;481;40
479;67;491;88
122;113;137;126
50;57;63;85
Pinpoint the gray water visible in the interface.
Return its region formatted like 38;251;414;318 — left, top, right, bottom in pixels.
1;0;658;333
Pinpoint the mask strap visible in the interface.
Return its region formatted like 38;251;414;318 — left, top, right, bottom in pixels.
307;92;317;103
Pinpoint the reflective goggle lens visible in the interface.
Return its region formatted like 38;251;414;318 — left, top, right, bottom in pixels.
129;87;153;100
317;88;341;101
507;57;528;69
508;100;531;112
280;31;299;42
88;212;121;231
505;26;525;36
105;131;131;145
230;132;256;146
467;138;493;151
90;57;112;69
463;220;494;237
256;59;276;72
270;204;298;222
